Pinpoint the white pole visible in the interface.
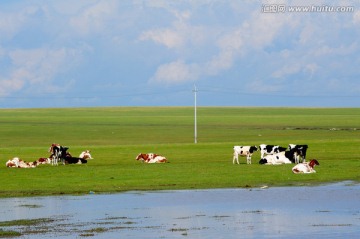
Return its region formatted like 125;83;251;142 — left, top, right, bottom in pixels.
193;84;198;144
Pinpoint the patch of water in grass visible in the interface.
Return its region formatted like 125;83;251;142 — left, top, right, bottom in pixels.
0;181;359;238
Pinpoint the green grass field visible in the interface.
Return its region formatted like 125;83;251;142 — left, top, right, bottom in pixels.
0;107;359;198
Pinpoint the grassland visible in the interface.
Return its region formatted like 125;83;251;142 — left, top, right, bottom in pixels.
0;107;359;198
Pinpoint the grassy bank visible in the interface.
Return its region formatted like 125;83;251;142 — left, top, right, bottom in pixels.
0;107;359;197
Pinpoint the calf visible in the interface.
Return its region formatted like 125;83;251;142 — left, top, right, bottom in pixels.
292;159;319;174
233;146;258;164
259;144;286;158
288;144;308;163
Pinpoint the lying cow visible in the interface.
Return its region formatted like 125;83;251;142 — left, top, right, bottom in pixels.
292;159;319;174
36;157;51;165
233;146;258;164
288;144;308;163
259;152;292;165
6;157;54;168
259;144;287;158
136;153;168;163
259;147;302;165
79;150;93;160
6;157;36;168
63;152;88;164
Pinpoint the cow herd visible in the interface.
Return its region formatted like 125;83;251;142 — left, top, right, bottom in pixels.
233;144;319;174
137;144;319;174
5;143;93;168
6;143;318;174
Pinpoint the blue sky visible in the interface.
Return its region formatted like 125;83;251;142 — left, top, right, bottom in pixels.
0;0;359;108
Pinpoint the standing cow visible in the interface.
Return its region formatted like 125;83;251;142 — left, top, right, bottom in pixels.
48;144;69;165
288;144;308;163
259;144;287;158
233;146;258;164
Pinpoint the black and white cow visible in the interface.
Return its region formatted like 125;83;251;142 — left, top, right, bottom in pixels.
64;155;88;164
233;145;258;164
288;144;308;163
259;144;287;158
259;147;302;165
48;144;69;165
258;152;292;165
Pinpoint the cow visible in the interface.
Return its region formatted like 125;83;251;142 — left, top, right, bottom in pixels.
259;144;287;158
258;152;292;165
136;153;168;163
35;157;50;165
292;159;319;174
79;150;93;160
259;147;302;165
6;157;21;168
6;157;36;168
62;152;88;164
233;146;258;164
288;144;309;163
64;156;88;164
48;144;69;165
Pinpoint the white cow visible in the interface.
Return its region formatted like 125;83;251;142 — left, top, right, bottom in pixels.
259;152;292;165
233;146;258;164
292;159;319;174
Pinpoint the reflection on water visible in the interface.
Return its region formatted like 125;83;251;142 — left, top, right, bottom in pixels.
0;181;359;238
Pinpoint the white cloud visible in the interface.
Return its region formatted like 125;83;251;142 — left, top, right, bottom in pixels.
146;2;293;85
353;10;360;24
0;47;83;97
272;63;302;79
139;8;205;50
69;0;118;35
1;0;360;107
150;60;200;84
139;29;184;49
0;5;39;40
246;79;283;93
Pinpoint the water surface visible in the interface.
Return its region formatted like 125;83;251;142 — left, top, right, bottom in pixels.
0;181;359;238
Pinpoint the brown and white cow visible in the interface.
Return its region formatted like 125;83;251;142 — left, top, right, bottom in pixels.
292;159;319;174
136;153;167;163
79;150;93;160
6;157;37;168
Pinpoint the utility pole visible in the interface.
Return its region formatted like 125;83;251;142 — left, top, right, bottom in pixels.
193;84;198;144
